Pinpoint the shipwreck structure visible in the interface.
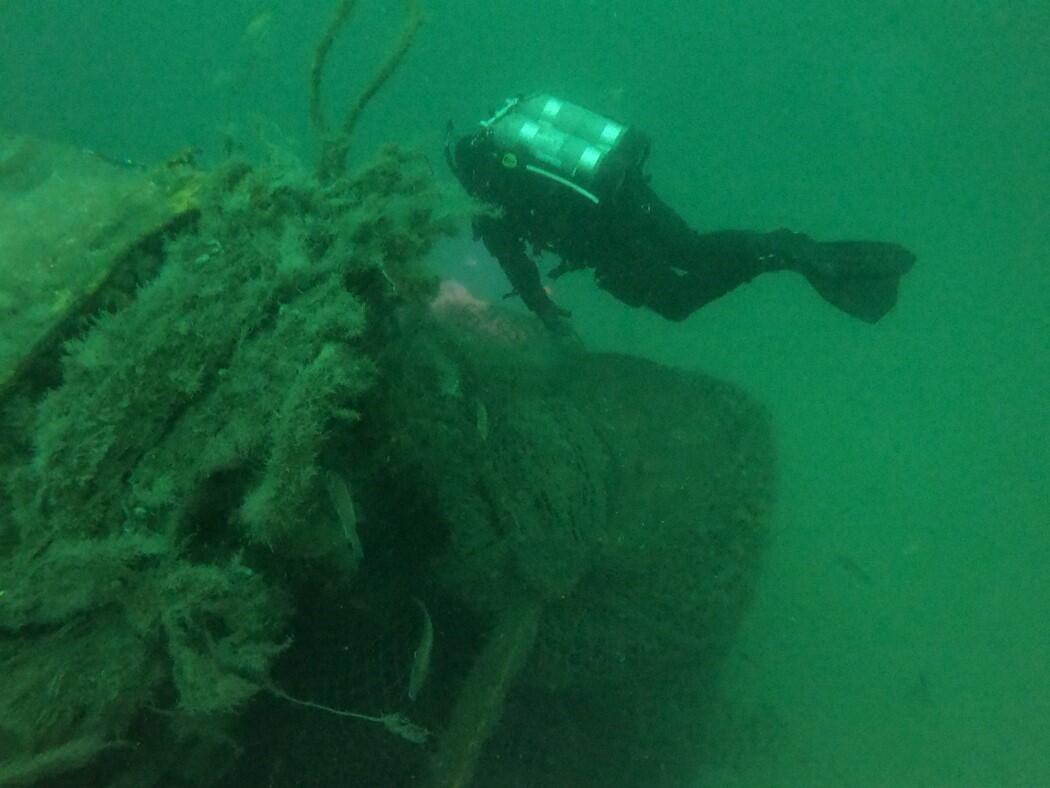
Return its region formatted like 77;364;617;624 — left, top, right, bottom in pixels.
0;4;774;785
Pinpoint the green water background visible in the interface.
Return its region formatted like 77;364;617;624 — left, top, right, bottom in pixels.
1;1;1047;785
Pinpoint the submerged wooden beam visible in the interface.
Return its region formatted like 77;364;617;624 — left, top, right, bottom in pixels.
428;601;542;788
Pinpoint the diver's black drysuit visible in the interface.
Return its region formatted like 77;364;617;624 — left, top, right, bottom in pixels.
448;95;915;330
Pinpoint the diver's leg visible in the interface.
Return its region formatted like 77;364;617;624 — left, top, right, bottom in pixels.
597;229;806;320
625;183;916;321
610;229;801;320
675;228;916;323
594;263;739;322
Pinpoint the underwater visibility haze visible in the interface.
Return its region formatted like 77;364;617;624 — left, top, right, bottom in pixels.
0;1;1047;786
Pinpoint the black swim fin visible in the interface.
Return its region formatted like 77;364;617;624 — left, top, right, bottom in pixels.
802;241;916;323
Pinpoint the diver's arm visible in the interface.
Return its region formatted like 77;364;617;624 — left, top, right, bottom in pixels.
475;215;569;327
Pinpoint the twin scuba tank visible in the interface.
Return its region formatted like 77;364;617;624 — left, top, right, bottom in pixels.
482;94;650;205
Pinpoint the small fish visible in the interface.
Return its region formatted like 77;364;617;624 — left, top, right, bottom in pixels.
324;471;364;566
407;598;433;701
475;398;488;441
906;671;932;706
86;148;147;170
835;554;874;586
243;9;274;42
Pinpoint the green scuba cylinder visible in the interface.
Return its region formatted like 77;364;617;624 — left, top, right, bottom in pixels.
485;94;648;204
523;94;627;148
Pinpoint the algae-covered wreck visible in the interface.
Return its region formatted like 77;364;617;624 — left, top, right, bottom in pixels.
0;4;775;786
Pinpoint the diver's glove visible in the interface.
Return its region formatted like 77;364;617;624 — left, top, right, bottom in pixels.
539;302;571;325
539;303;585;351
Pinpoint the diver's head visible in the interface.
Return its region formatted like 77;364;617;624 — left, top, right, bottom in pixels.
446;130;499;197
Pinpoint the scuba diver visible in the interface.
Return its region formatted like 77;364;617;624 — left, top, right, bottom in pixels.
446;94;916;334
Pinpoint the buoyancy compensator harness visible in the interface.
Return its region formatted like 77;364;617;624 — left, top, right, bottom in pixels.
473;94;650;206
